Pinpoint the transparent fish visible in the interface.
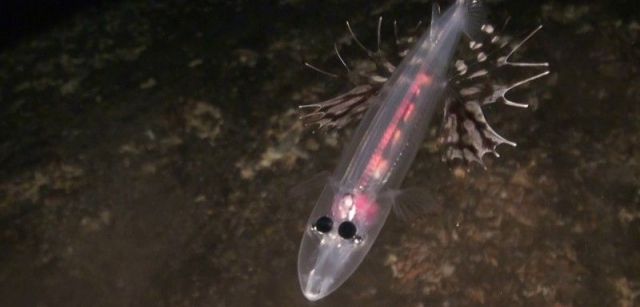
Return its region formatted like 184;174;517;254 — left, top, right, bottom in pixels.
296;0;549;301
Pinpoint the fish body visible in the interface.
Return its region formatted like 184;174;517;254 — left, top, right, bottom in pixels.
298;0;483;300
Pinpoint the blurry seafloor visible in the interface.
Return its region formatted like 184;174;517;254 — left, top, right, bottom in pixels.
1;0;639;306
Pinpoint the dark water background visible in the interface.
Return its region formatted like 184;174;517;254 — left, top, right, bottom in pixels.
1;0;638;306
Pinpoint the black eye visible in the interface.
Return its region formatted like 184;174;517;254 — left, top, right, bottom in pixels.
338;221;357;239
313;216;333;233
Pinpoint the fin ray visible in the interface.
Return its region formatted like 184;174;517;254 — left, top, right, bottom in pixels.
442;22;549;166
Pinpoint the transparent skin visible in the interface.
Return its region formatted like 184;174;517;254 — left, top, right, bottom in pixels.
298;1;474;301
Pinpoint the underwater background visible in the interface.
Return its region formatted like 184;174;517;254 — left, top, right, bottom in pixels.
0;0;638;306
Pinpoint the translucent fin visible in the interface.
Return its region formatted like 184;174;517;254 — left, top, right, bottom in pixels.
298;84;379;130
380;188;441;222
441;24;549;166
288;171;333;202
440;94;516;169
299;16;406;131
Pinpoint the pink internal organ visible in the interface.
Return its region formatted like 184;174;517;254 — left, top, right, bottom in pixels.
359;73;433;189
353;193;378;224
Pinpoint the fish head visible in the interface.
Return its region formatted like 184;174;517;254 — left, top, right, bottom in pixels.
298;186;392;301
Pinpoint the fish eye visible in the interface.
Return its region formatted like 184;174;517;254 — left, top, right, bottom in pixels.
338;221;357;239
312;216;333;233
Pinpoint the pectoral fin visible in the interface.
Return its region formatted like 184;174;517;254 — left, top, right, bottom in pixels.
379;188;442;222
441;23;549;167
298;85;379;130
288;171;333;202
